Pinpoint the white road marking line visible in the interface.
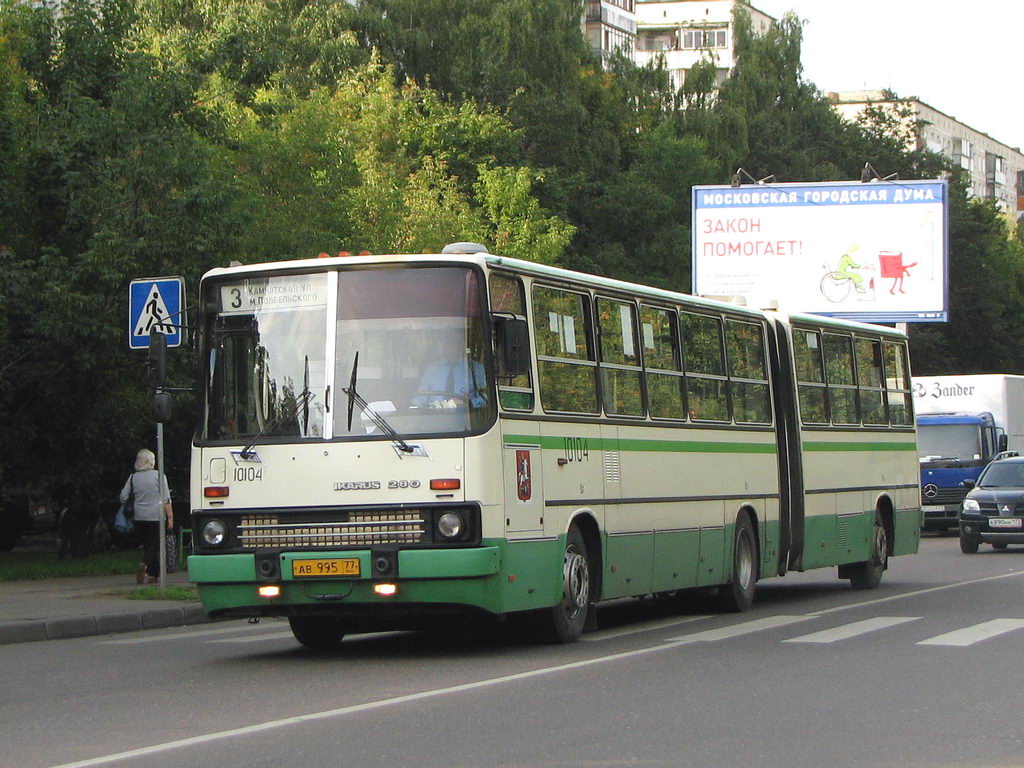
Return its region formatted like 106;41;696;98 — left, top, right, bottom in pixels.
917;618;1024;647
664;614;810;643
98;623;274;645
782;616;920;643
582;614;711;641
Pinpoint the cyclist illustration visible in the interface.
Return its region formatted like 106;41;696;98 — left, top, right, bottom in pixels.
820;245;874;303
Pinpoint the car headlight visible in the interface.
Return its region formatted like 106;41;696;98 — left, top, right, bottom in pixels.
202;519;228;546
437;511;464;539
962;499;981;513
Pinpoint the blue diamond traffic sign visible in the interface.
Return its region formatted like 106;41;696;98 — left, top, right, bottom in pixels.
129;277;184;349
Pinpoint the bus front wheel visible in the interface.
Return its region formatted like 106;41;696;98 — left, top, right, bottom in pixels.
289;615;346;649
538;526;592;644
717;513;757;612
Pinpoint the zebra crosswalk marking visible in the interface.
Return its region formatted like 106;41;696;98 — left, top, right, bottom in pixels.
782;616;920;644
916;618;1024;647
664;614;810;643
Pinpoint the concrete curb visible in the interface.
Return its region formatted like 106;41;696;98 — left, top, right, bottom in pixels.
0;604;213;645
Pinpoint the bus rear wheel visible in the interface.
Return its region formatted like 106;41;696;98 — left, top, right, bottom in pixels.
538;526;592;644
849;511;888;589
717;514;757;612
288;615;346;649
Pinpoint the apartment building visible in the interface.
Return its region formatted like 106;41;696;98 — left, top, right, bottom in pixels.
830;91;1024;221
633;0;773;89
582;0;638;58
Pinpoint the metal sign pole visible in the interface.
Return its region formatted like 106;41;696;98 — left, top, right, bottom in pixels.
157;422;166;591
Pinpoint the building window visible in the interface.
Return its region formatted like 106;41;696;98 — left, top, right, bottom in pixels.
681;27;727;49
638;31;675;51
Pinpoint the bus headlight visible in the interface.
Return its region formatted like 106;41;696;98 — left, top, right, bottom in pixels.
437;512;464;539
962;499;980;513
202;519;228;546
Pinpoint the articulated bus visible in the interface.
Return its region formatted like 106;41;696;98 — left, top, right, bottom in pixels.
188;243;921;646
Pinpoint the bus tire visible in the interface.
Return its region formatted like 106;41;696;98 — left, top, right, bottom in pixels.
717;513;757;612
849;511;888;589
959;532;979;554
288;615;346;649
538;526;592;644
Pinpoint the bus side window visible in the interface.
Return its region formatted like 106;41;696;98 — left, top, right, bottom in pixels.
883;341;913;425
680;312;729;422
823;333;858;425
489;273;534;411
641;304;685;420
855;337;887;425
792;329;828;424
531;285;598;414
597;296;643;417
726;319;771;424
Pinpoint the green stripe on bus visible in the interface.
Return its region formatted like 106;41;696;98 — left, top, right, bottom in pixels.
503;434;777;454
803;441;916;452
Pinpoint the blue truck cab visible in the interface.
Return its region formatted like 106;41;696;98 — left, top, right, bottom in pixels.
918;411;1006;531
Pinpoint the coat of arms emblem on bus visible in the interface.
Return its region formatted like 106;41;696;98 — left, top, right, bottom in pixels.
516;450;532;501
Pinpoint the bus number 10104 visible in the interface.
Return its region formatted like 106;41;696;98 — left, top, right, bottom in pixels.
563;437;589;462
234;466;264;482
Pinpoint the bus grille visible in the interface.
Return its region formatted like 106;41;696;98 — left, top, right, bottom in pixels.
238;512;426;549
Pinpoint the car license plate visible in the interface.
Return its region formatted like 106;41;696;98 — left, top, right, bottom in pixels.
921;505;945;513
989;518;1023;529
291;558;361;577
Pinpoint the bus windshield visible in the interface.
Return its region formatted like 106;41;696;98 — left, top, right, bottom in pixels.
203;265;492;442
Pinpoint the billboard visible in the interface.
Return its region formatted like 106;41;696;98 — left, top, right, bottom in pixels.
692;179;948;323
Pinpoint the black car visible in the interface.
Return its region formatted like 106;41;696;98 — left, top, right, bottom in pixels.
959;456;1024;553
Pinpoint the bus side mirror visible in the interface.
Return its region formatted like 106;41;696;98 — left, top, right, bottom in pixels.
495;317;530;378
999;434;1008;452
151;390;173;423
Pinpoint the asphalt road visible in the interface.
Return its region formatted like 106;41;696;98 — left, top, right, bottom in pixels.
5;534;1024;768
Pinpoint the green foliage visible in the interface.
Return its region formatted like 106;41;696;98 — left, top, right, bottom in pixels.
1;0;1022;516
0;547;139;581
909;198;1024;374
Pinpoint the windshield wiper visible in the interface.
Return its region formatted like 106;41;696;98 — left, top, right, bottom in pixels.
239;389;316;460
342;351;414;454
301;355;311;435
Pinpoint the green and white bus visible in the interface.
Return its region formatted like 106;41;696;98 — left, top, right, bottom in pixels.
188;244;920;646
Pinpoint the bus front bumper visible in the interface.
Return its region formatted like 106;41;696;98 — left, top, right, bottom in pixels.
188;546;504;618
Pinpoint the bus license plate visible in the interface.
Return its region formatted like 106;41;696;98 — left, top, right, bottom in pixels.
292;558;361;577
989;518;1022;529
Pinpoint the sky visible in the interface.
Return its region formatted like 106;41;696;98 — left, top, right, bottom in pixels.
751;0;1024;152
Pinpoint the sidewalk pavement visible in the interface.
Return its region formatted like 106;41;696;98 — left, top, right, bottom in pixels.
0;568;214;645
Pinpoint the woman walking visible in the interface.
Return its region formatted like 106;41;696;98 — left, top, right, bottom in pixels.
119;449;173;583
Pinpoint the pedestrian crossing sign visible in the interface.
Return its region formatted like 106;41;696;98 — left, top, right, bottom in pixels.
129;277;184;349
